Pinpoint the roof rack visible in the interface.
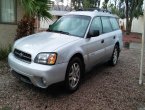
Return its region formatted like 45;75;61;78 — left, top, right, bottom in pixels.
77;8;112;14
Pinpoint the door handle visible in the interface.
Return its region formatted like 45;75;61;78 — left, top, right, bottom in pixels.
113;36;116;39
101;39;104;43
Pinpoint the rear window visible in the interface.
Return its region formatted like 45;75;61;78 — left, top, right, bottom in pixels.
109;18;119;30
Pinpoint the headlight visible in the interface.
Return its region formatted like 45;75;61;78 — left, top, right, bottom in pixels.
35;53;57;65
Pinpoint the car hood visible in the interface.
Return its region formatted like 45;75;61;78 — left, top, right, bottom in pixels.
14;32;80;56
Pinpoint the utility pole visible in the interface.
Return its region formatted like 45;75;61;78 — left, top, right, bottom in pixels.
139;1;145;85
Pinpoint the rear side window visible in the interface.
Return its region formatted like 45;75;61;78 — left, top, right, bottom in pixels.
109;18;119;30
101;17;112;33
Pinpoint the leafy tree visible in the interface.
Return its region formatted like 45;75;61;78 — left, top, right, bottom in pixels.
104;0;143;34
89;0;100;8
71;0;101;10
118;0;126;18
124;0;143;34
71;0;82;10
108;3;125;19
102;0;109;9
83;0;91;9
15;0;52;40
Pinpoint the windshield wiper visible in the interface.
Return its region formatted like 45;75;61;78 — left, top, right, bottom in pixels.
48;30;70;35
58;31;70;35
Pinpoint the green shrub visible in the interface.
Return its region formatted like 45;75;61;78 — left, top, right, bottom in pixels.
0;45;11;61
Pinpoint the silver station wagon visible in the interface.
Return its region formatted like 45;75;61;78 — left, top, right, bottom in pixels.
8;10;123;92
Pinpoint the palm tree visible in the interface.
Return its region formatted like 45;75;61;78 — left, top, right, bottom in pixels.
15;0;52;40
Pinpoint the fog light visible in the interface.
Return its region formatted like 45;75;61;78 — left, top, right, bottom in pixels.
42;78;47;84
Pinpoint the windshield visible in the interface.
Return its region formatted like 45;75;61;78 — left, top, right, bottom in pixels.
49;15;91;38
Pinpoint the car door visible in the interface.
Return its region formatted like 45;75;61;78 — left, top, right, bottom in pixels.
108;17;121;57
101;17;116;61
84;17;106;67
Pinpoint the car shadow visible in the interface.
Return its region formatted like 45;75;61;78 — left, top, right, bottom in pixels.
81;62;112;84
18;62;115;98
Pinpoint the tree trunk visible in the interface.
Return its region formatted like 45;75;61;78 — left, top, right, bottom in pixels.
98;0;100;7
114;0;117;8
15;16;35;40
127;18;133;34
126;0;136;35
78;0;81;9
125;0;130;35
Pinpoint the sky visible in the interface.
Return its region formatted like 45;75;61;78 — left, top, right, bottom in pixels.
52;0;116;7
100;0;104;7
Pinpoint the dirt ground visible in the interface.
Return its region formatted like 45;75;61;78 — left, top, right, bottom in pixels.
0;47;145;110
123;32;142;43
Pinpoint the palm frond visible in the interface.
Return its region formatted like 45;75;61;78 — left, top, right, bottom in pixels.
20;0;52;19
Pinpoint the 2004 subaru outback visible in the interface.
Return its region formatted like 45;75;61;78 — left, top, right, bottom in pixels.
8;10;123;92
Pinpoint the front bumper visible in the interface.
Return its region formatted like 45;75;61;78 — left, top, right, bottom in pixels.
8;53;68;88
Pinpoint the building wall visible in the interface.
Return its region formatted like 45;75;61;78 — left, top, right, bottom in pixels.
40;11;70;29
52;0;71;6
119;16;144;34
131;17;144;34
0;24;17;47
0;0;24;47
40;16;58;29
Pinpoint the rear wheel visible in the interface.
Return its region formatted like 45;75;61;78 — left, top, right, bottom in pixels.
65;57;83;93
109;45;120;66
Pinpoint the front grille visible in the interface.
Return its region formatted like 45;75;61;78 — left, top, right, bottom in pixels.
14;49;31;63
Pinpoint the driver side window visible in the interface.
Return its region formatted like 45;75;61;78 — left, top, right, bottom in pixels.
89;17;102;36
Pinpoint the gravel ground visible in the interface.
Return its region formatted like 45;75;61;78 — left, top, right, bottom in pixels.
0;48;145;110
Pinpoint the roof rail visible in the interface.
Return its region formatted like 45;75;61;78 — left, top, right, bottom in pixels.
76;8;112;14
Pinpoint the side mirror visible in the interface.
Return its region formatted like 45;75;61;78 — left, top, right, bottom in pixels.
47;25;52;31
87;30;100;38
49;24;52;29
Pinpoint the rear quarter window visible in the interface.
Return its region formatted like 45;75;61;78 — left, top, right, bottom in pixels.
109;18;120;30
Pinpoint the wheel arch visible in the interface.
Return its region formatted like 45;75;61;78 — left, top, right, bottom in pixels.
115;42;120;52
69;53;85;74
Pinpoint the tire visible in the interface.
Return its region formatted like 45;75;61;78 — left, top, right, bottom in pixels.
65;57;83;93
109;45;120;66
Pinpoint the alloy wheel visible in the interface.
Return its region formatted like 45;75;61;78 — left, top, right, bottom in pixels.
113;47;118;65
68;63;80;88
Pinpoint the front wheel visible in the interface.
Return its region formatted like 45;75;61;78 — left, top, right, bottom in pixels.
65;57;83;93
109;45;120;66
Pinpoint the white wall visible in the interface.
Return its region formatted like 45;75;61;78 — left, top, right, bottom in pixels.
40;11;70;29
40;0;72;29
119;16;144;34
40;17;57;29
131;17;144;33
51;0;71;6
